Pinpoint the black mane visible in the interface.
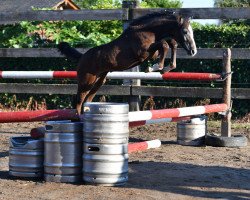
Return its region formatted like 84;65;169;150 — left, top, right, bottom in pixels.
129;11;176;27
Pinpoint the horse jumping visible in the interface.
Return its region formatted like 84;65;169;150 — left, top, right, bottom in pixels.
58;12;197;114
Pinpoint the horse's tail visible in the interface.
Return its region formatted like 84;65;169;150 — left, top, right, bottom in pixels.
58;42;82;62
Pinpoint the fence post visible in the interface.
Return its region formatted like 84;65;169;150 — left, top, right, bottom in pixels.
122;0;141;111
221;48;232;137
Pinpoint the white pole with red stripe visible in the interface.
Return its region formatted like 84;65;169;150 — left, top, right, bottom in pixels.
128;103;227;122
128;139;161;153
129;116;190;127
0;71;222;81
0;104;227;123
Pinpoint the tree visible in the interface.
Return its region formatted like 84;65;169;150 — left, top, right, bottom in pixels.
74;0;121;9
140;0;182;8
214;0;250;25
214;0;249;7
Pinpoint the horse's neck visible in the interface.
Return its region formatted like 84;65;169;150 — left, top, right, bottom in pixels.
151;20;177;39
131;19;177;40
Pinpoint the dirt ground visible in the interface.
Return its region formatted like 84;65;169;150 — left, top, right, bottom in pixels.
0;120;249;200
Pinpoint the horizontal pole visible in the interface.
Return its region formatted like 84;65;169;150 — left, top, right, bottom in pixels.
0;71;222;81
0;109;79;123
161;72;221;81
128;139;161;153
128;103;228;122
129;116;190;127
0;104;226;123
0;48;249;59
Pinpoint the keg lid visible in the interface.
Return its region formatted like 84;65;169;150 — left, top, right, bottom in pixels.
178;115;207;125
83;102;129;114
10;136;43;149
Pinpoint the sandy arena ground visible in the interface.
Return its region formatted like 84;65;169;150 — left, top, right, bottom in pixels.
0;121;249;200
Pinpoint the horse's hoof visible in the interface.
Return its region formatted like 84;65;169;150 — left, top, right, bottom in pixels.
160;70;165;74
147;66;164;73
161;66;173;74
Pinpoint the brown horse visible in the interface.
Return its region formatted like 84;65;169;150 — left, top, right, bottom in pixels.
58;12;197;114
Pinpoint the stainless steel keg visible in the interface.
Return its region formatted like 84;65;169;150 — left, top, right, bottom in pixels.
82;103;129;186
83;102;129;144
177;116;207;146
9;136;44;178
44;121;83;183
83;143;128;186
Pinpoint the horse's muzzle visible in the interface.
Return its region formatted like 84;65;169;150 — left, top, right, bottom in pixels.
190;49;197;57
182;41;197;57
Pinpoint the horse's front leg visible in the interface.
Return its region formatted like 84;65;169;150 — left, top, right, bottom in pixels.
147;40;169;72
162;39;178;73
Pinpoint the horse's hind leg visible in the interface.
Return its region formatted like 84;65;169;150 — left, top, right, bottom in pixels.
76;86;91;115
85;72;108;102
76;74;97;114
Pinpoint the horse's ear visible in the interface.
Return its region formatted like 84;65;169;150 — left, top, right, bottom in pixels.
180;16;192;25
177;15;184;25
187;16;192;22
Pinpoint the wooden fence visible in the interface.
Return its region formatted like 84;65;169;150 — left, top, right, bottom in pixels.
0;7;249;100
0;8;249;23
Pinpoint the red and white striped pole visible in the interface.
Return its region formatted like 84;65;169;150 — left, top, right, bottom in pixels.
128;103;227;122
0;71;222;81
128;139;161;153
0;104;227;123
129;116;190;127
0;109;79;123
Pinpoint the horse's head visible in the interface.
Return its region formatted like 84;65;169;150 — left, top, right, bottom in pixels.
175;16;197;57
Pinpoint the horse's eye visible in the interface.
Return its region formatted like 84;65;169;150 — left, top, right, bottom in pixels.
182;29;188;34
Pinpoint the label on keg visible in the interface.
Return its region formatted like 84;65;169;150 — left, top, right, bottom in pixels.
98;107;112;113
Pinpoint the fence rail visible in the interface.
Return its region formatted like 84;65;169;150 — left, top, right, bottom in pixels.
0;48;249;60
0;83;249;99
0;9;128;23
132;8;250;19
0;8;249;24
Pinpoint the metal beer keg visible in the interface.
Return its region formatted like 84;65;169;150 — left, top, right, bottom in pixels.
177;116;207;146
9;136;44;178
82;103;129;186
44;121;83;183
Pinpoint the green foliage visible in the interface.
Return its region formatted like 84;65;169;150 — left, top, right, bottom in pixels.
140;0;182;8
75;0;121;9
214;0;250;7
0;20;122;48
192;23;250;48
214;0;250;25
